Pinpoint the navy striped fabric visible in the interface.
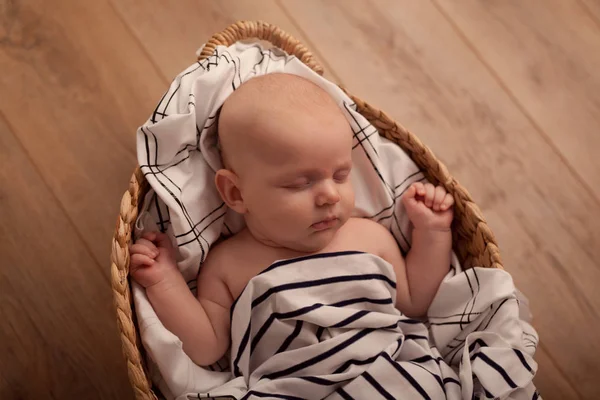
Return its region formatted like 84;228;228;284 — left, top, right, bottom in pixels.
192;252;540;400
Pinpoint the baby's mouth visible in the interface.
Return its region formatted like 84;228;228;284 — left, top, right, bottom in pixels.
311;216;338;231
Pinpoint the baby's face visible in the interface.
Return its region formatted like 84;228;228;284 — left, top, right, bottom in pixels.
238;109;355;252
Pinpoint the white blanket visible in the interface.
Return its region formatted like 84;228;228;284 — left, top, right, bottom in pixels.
133;42;540;399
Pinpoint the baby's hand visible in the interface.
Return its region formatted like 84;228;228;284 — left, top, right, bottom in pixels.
129;231;179;289
402;182;454;231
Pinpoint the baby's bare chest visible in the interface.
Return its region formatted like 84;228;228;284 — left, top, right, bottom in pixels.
223;225;380;300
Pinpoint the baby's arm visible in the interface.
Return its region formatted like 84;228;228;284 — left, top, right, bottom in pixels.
379;226;451;317
130;232;232;366
374;182;454;317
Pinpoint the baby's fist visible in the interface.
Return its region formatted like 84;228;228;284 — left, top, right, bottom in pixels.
129;231;178;289
402;182;454;231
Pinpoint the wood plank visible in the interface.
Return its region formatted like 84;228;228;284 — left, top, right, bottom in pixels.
0;0;166;265
0;116;133;399
110;0;337;82
279;1;600;398
534;345;581;400
433;0;600;201
580;0;600;25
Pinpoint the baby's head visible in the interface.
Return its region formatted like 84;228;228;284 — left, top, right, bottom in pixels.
215;73;355;252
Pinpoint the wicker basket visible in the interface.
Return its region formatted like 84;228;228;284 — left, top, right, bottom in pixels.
110;21;503;400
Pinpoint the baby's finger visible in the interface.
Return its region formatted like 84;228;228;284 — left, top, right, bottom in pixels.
401;186;419;209
130;253;155;268
130;243;159;259
133;238;158;253
402;183;417;201
433;186;446;211
413;182;426;197
440;193;455;210
153;231;174;250
424;183;435;208
142;231;159;242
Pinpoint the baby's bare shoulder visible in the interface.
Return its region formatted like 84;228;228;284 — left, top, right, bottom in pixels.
339;217;395;252
344;217;390;235
201;232;277;300
199;236;241;276
201;232;265;274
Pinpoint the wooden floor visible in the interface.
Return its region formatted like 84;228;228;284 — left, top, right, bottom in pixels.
1;0;599;398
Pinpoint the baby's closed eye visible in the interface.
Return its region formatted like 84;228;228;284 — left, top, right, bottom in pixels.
282;177;312;190
333;168;351;182
280;165;352;189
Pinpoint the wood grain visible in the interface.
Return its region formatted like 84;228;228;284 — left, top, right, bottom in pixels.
279;0;600;398
2;0;598;397
433;0;600;201
580;0;600;26
0;115;133;399
0;0;164;265
535;345;581;400
110;0;336;82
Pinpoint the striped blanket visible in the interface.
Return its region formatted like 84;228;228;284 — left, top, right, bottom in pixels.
194;252;538;400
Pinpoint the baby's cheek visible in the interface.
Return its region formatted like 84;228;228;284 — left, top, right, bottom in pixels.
261;190;290;208
278;193;312;218
342;184;356;209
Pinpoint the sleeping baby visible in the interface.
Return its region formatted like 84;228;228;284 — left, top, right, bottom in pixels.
129;73;454;368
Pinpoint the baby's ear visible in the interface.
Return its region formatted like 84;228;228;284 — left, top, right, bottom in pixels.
215;169;247;214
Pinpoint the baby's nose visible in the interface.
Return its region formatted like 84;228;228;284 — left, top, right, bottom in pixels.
316;181;341;206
